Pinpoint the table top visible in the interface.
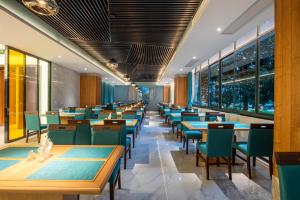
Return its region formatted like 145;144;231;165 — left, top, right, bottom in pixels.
0;144;124;194
59;112;85;117
170;113;206;118
90;119;138;127
181;121;250;131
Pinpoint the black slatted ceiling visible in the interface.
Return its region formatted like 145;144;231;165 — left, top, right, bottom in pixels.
18;0;202;82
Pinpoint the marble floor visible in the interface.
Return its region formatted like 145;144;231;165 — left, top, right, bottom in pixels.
22;111;272;200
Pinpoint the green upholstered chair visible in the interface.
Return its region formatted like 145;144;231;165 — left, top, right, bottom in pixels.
121;111;139;145
84;107;94;119
275;152;300;200
47;124;76;145
196;123;234;180
25;111;47;143
46;111;60;125
181;112;202;154
68;119;91;145
232;123;274;179
93;120;131;169
205;112;226;122
109;159;122;200
121;111;137;119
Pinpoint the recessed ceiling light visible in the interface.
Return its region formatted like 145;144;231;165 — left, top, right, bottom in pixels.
58;55;62;58
180;68;183;71
105;77;108;80
84;67;87;71
217;27;222;32
193;56;196;59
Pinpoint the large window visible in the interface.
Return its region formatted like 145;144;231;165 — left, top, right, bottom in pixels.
193;30;274;118
200;67;208;106
209;62;220;107
234;41;256;112
258;32;274;114
26;56;38;112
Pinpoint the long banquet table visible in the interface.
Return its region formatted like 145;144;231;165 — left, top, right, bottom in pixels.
0;144;124;200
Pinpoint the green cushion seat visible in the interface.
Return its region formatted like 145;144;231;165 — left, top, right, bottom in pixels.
41;124;48;130
198;143;208;155
126;137;131;148
183;130;202;140
232;142;248;154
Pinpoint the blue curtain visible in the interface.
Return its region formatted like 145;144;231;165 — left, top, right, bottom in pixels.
102;82;107;104
188;72;193;107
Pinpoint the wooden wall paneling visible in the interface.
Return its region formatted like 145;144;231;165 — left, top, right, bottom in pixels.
274;0;300;174
0;68;4;126
80;75;102;107
174;76;188;107
163;85;170;103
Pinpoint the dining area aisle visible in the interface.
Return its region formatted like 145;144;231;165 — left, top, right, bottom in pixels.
77;111;271;200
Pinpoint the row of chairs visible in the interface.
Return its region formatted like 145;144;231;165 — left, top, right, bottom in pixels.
196;123;273;180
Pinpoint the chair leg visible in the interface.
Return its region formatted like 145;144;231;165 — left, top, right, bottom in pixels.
196;148;199;167
132;134;135;148
253;156;256;167
176;128;179;138
269;156;273;178
217;158;220;167
129;145;132;159
172;124;175;134
228;157;232;180
124;151;127;169
117;170;121;189
186;138;189;155
38;130;41;143
206;157;210;180
182;136;186;148
26;130;29;143
110;180;114;200
247;156;252;179
232;148;236;165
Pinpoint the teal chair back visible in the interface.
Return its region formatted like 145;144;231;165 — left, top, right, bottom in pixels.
206;124;234;157
91;125;124;145
205;112;226;122
25;112;41;131
122;111;137;119
275;152;300;200
68;120;91;145
48;124;76;145
46;111;60;124
181;112;200;121
248;124;274;157
104;120;127;146
171;108;181;114
84;108;93;119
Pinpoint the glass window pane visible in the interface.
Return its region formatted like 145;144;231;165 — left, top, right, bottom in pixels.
39;60;49;118
259;18;274;35
209;62;219;107
221;54;236;109
234;41;257;112
200;66;208;106
26;56;38;112
236;28;257;49
258;32;274;114
193;71;201;105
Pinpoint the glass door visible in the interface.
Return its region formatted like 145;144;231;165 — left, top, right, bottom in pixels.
8;49;26;141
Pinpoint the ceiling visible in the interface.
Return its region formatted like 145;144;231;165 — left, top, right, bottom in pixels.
0;8;124;85
160;0;274;84
17;0;202;82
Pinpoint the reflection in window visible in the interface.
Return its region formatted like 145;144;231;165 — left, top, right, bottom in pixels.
26;56;38;112
209;62;219;107
193;72;201;105
200;67;208;106
259;32;274;114
221;54;236;109
234;41;256;112
39;60;50;117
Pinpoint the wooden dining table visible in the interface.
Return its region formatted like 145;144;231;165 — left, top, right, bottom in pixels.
59;112;85;124
0;144;124;200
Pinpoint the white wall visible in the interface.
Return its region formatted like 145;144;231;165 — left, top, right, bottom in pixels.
51;64;80;110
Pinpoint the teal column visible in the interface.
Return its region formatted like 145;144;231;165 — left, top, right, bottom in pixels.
188;72;193;107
